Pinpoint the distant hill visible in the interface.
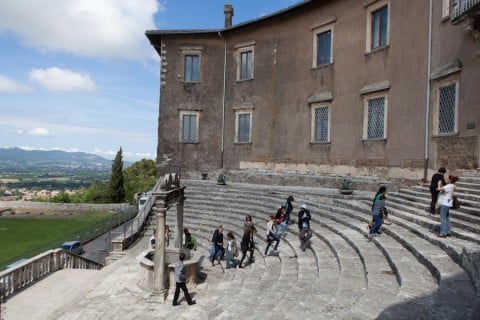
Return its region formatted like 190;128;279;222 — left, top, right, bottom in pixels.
0;147;113;170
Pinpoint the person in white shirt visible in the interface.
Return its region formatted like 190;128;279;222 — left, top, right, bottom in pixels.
264;215;280;255
437;175;458;238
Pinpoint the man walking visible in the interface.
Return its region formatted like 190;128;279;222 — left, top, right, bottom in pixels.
172;253;196;306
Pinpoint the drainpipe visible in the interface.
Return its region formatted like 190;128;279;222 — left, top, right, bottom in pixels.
218;32;227;169
424;0;433;181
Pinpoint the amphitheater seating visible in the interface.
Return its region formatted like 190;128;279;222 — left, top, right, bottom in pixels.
163;174;480;319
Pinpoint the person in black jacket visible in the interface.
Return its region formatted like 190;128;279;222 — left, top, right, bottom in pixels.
284;195;294;225
428;167;446;214
208;224;224;266
297;204;311;231
238;229;254;268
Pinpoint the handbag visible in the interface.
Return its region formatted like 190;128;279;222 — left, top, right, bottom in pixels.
452;196;460;209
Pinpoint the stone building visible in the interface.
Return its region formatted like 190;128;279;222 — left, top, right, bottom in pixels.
146;0;480;183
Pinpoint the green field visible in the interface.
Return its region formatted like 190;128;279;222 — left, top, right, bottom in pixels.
0;211;117;269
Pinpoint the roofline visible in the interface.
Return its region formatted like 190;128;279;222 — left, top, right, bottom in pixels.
145;0;312;37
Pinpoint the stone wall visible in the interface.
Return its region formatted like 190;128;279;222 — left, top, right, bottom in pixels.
0;201;134;215
435;136;478;170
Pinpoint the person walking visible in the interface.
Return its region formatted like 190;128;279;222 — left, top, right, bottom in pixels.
238;229;254;268
368;188;387;241
244;214;257;250
265;215;280;256
172;253;196;306
284;195;294;225
428;167;446;214
274;206;285;237
297;204;311;231
225;231;238;269
437;175;458;237
209;224;224;266
368;186;391;229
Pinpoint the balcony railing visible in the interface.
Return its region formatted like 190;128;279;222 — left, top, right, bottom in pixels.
451;0;480;24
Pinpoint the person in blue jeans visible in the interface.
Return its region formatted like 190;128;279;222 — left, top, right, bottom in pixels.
437;175;458;237
368;188;386;241
208;224;224;266
265;215;280;255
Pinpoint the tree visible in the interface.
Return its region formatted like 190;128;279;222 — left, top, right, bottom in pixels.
109;147;126;203
123;159;156;202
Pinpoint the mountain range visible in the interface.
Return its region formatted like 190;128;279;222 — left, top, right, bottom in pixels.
0;147;113;169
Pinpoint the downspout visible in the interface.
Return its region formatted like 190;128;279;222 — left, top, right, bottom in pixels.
218;32;227;170
424;0;433;181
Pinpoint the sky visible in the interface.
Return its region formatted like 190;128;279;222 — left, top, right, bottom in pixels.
0;0;302;162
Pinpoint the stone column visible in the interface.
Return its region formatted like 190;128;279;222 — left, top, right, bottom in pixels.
152;205;167;298
174;195;185;249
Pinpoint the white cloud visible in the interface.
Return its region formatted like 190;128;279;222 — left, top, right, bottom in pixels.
0;75;30;93
29;67;95;92
0;0;163;61
27;128;51;137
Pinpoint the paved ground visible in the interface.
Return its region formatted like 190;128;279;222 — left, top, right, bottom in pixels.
4;236;217;320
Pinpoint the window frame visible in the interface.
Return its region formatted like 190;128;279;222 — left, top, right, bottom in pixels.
180;47;202;83
365;0;390;52
312;23;334;68
310;104;331;143
362;92;388;141
184;54;199;82
434;79;459;136
236;42;255;81
179;111;200;143
235;109;252;144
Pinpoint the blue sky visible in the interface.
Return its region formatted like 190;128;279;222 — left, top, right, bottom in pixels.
0;0;301;161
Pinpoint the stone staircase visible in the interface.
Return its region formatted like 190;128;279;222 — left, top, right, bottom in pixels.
164;173;480;319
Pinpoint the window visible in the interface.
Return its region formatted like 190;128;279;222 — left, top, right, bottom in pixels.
236;41;255;81
311;105;330;143
240;50;253;80
442;0;450;19
317;31;332;66
363;95;387;140
184;55;199;82
437;82;457;134
235;111;252;143
372;6;388;49
180;112;199;143
180;47;202;82
366;1;389;52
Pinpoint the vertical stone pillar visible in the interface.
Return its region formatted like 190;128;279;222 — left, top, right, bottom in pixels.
174;195;185;249
152;205;167;298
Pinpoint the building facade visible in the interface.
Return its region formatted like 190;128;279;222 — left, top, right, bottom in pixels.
146;0;480;181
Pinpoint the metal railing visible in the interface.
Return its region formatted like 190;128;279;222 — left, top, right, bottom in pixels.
0;249;102;302
110;179;161;250
451;0;480;23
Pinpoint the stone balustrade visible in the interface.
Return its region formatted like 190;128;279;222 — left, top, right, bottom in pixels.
0;249;102;301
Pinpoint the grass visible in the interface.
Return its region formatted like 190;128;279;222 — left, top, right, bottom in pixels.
0;211;117;269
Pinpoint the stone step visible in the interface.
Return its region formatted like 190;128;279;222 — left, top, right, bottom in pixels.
179;206;377;317
399;187;480;208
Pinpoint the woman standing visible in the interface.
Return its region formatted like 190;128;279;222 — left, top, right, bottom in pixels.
437;175;458;238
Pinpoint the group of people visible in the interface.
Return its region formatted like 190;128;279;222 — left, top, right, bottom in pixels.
367;167;459;241
170;168;461;306
428;167;459;237
206;195;316;270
